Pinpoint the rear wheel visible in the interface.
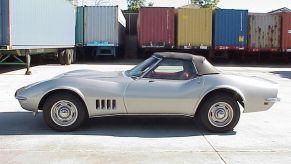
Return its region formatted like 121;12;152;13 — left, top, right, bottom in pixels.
198;94;240;133
71;49;76;64
64;49;72;65
43;93;87;131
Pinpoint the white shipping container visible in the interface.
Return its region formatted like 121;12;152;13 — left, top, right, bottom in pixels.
0;0;75;49
83;6;126;46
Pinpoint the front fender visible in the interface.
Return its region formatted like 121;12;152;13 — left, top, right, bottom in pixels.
42;86;86;101
205;85;246;102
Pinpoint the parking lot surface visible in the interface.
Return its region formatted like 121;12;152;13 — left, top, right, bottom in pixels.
0;62;291;164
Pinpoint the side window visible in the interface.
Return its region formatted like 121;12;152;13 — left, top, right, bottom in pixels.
144;59;197;80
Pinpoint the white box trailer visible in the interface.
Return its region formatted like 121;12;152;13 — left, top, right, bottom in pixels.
0;0;76;74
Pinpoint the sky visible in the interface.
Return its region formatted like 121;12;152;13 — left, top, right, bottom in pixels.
79;0;291;13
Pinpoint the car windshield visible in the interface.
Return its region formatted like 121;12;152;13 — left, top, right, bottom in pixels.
126;56;160;78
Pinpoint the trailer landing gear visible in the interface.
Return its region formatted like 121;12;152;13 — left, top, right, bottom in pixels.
25;51;31;75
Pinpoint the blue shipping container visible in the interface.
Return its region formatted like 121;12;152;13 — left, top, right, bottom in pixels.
214;9;248;50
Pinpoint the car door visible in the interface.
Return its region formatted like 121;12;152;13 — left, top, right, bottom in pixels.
124;58;204;115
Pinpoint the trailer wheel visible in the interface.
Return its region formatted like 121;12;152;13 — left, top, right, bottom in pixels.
64;49;72;65
71;49;76;64
58;51;66;65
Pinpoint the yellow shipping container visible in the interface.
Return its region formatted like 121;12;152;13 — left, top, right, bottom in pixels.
177;8;212;49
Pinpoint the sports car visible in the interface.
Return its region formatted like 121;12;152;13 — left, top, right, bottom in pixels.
15;52;280;132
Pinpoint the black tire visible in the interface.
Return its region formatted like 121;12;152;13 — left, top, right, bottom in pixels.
43;93;87;132
64;49;72;65
198;94;240;133
58;51;66;65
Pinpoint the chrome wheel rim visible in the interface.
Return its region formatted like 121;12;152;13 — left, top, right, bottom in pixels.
208;102;234;128
51;100;78;127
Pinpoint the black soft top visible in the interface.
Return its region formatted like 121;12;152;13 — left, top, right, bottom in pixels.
154;52;219;75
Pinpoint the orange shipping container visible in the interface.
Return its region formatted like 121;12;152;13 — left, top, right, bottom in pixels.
281;12;291;52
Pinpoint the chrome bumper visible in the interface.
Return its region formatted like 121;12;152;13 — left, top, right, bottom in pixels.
265;98;281;103
15;96;27;100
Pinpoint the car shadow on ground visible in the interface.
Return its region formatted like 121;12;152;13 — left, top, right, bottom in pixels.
270;71;291;80
0;112;236;137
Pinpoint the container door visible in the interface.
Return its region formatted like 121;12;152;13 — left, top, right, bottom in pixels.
177;8;212;48
84;6;117;46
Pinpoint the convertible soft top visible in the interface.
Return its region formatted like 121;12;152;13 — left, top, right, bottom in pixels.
154;52;219;75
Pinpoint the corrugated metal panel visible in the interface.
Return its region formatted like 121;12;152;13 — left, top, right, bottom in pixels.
177;8;212;49
84;6;126;46
76;6;84;46
0;0;10;45
137;7;175;48
214;9;248;50
9;0;75;49
124;13;138;35
248;13;281;51
281;12;291;52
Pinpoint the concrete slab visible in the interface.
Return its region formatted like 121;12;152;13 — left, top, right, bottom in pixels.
221;152;291;164
0;63;291;163
0;114;213;152
0;150;223;164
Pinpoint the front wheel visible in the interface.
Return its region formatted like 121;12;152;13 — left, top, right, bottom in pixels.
43;93;87;131
198;94;240;133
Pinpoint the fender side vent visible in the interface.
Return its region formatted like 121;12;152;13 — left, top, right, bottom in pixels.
112;100;116;110
96;99;116;110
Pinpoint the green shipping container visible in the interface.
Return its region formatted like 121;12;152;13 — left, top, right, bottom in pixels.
177;8;212;49
76;6;84;46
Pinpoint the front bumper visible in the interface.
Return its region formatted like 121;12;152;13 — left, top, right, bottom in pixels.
15;89;38;112
265;97;281;103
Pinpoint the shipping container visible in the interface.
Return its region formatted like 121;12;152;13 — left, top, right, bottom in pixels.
0;0;76;74
76;6;126;56
177;8;212;49
214;9;248;50
248;13;281;51
83;6;126;47
281;12;291;52
137;7;175;48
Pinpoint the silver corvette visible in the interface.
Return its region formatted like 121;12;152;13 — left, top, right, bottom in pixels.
15;52;280;132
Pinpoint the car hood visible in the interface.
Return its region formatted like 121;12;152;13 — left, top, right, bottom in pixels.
55;69;124;80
